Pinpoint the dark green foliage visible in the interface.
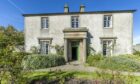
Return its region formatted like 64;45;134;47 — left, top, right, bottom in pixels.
133;50;140;56
0;25;24;49
23;54;66;69
86;54;104;66
0;45;28;83
0;25;25;83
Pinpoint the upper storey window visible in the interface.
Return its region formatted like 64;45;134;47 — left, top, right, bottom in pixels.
104;15;112;28
41;17;49;29
71;16;79;28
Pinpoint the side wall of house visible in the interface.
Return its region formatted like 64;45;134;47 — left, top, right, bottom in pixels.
24;12;133;55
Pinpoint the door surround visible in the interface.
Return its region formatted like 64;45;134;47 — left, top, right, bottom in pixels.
63;27;88;63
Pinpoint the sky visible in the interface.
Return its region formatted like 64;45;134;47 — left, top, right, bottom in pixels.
0;0;140;44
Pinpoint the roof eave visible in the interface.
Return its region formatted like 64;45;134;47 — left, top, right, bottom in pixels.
22;9;137;17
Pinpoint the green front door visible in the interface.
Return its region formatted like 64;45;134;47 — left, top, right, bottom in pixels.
71;41;79;61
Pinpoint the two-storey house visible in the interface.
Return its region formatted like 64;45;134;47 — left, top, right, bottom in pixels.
23;4;135;63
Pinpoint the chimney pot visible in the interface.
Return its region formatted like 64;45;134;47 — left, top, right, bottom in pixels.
80;4;85;12
64;3;69;13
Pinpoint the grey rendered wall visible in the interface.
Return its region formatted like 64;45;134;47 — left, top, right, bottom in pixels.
24;12;133;55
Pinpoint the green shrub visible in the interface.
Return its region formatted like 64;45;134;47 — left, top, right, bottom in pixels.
97;56;140;72
133;50;140;56
23;54;66;69
55;44;64;55
86;54;104;66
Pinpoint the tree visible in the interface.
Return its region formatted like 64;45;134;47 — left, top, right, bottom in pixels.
0;25;24;49
0;25;26;83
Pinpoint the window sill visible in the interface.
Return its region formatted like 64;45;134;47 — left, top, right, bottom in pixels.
72;27;79;29
104;27;113;29
41;28;49;29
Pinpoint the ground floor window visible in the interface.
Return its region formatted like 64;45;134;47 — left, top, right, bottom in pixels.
40;41;49;54
102;40;113;56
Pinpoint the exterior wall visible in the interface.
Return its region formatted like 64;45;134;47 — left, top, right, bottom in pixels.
24;12;133;55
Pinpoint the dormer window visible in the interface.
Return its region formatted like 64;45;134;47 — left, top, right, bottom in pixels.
104;15;112;28
71;16;79;28
41;17;49;29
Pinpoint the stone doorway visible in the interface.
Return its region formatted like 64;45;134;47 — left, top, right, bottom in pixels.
63;28;88;63
64;39;87;63
71;41;79;61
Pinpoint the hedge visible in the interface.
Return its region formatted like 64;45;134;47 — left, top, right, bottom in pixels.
23;54;66;69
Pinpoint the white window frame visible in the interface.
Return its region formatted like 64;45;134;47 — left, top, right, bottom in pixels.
71;16;79;28
39;40;50;54
41;17;49;29
102;40;113;56
104;15;112;28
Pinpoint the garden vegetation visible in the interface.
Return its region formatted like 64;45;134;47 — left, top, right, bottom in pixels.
23;54;66;70
87;54;140;72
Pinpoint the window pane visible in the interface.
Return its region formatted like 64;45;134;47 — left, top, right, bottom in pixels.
72;22;74;28
108;16;111;20
71;16;79;28
76;22;79;28
103;41;107;56
46;44;48;54
40;41;49;54
108;21;110;27
41;17;48;28
76;18;78;21
104;15;112;28
104;21;107;27
102;40;113;56
104;16;107;21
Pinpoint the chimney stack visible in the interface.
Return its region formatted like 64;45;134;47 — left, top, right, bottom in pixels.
64;4;69;13
80;4;85;12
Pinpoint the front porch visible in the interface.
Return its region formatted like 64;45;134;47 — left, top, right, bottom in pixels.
63;27;88;63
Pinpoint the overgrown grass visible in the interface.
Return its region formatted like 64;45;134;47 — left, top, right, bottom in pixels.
2;71;140;84
98;56;140;72
86;53;104;66
23;71;140;84
87;54;140;72
123;54;140;62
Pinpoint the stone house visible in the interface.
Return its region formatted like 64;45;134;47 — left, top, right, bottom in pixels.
23;5;135;63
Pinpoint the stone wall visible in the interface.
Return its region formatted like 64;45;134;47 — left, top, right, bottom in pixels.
24;12;133;55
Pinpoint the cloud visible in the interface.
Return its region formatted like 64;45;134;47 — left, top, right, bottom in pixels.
134;36;140;45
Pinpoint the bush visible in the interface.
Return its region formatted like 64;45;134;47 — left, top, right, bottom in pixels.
97;56;140;72
133;50;140;56
23;54;66;69
86;54;104;66
87;54;140;72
